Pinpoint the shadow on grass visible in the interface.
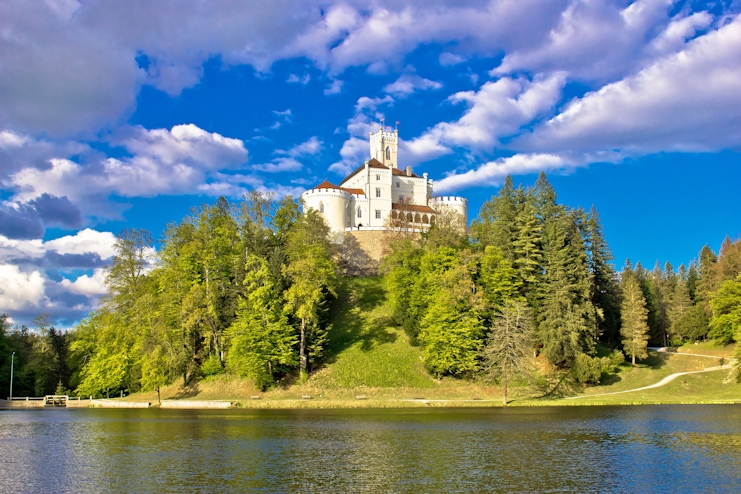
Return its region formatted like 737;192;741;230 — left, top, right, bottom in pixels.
172;382;200;399
323;277;398;363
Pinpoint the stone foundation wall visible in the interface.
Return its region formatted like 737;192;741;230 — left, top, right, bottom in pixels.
338;230;389;276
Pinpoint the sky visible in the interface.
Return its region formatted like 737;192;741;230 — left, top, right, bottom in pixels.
1;0;740;327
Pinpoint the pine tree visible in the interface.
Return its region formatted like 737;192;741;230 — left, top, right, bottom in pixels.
696;244;718;308
470;175;520;259
478;246;522;311
668;277;693;341
708;275;741;344
586;206;620;344
538;212;596;366
512;196;542;295
480;300;534;407
620;277;650;365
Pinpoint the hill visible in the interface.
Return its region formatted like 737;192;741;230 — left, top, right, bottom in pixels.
124;276;739;408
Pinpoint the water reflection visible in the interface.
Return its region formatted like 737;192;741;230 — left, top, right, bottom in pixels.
0;406;740;492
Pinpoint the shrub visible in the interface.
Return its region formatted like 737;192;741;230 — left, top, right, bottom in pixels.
201;354;224;378
572;354;603;384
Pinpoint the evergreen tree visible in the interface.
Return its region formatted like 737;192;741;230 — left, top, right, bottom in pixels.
480;300;534;406
538;212;596;366
668;277;693;341
708;275;741;344
714;237;741;287
696;244;718;307
478;246;522;312
470;175;520;258
672;305;709;342
620;277;650;365
512;196;542;297
586;206;620;344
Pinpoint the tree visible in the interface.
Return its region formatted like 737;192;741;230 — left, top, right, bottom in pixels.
478;246;522;311
668;277;693;340
696;244;718;307
708;275;741;344
672;305;709;342
226;255;297;389
416;247;486;377
480;300;534;406
586;206;620;344
470;175;520;257
283;208;338;379
140;346;169;404
538;212;596;366
512;197;542;295
620;277;650;365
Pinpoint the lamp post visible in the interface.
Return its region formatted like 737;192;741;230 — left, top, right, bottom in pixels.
9;352;14;401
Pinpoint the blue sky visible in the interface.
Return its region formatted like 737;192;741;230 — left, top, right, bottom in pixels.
1;0;740;326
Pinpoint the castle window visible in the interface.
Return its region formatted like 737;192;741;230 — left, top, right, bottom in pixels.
357;207;362;218
319;202;324;213
398;195;405;203
375;188;381;198
386;146;391;160
376;174;380;181
396;181;400;188
375;210;381;219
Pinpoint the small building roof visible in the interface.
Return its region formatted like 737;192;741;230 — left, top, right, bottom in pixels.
310;180;365;196
339;158;420;185
392;203;436;213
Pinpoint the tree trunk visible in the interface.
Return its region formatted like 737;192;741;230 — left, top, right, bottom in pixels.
299;318;308;379
632;354;636;366
502;381;508;407
157;387;161;404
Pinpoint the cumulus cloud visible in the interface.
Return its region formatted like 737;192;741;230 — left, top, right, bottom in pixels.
383;74;443;97
405;74;566;162
518;14;741;154
0;264;46;311
324;79;344;95
59;268;108;297
8;124;247;215
254;136;323;173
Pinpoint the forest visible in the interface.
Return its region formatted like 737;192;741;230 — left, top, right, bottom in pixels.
2;173;740;398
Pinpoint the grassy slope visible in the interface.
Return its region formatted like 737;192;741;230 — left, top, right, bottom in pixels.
125;276;739;407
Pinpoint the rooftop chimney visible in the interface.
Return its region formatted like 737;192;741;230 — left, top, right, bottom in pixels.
405;166;412;176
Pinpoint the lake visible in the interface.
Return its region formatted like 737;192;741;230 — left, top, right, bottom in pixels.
1;405;740;493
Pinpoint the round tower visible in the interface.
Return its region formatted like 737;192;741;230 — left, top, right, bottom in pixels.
430;196;468;231
301;187;351;243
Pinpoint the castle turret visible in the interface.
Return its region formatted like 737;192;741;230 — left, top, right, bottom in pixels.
430;196;468;232
369;125;398;169
301;181;352;243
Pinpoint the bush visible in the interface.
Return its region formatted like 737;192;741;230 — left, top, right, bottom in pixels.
201;354;224;378
572;350;624;385
572;354;603;384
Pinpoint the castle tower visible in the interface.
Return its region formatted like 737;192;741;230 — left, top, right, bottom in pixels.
369;124;398;169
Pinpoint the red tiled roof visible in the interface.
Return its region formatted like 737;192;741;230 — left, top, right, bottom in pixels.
392;203;436;213
340;158;420;185
310;181;365;196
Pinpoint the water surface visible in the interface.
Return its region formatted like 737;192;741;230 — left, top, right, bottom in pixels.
1;405;740;492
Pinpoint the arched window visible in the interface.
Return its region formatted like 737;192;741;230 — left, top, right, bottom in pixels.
386;146;391;160
357;207;362;218
319;202;324;213
422;214;429;224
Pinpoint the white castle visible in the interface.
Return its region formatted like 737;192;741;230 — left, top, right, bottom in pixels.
302;125;468;244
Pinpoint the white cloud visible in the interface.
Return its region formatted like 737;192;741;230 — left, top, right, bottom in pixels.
59;268;108;297
45;229;117;259
287;73;311;84
329;136;368;175
435;153;572;193
0;264;46;310
518;14;741;153
383;74;442;97
492;0;680;82
439;52;465;66
254;157;304;173
408;74;566;158
324;79;344;95
8;124;247;212
280;136;323;157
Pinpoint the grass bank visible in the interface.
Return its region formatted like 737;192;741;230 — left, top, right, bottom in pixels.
123;276;739;408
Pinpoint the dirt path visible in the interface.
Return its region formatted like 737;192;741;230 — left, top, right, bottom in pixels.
566;349;735;400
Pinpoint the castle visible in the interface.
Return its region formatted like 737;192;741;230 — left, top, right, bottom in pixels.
302;125;468;246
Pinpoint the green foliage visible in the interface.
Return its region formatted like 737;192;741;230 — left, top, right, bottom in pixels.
201;353;224;378
672;305;709;341
572;354;603;384
538;211;596;366
480;300;534;405
620;276;650;365
709;276;741;344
